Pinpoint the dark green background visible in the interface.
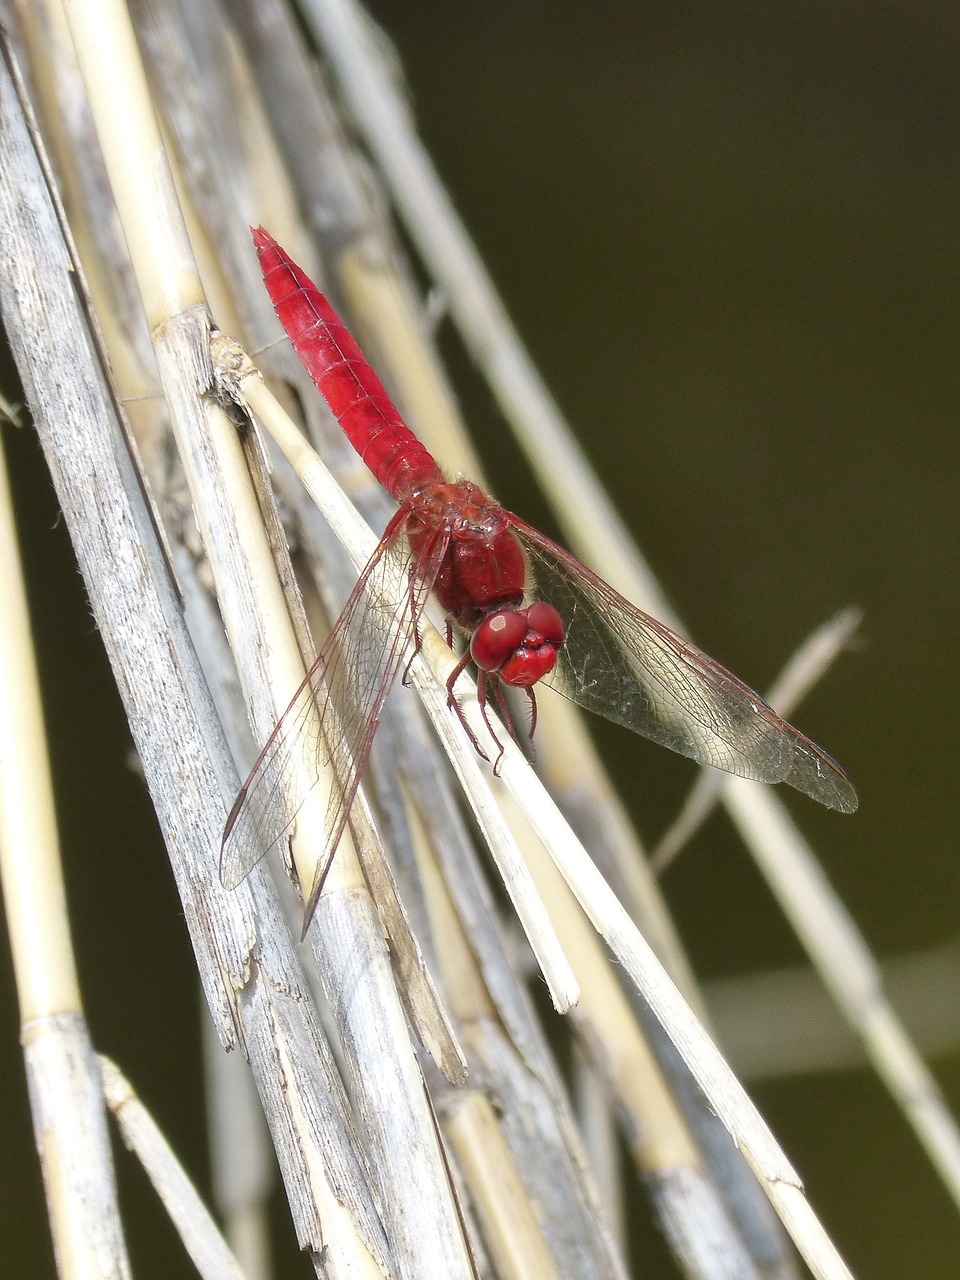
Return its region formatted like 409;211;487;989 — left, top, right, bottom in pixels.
2;2;959;1276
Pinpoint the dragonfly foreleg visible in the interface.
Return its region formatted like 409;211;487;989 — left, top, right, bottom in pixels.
486;678;524;774
401;560;425;688
446;652;492;762
525;687;539;760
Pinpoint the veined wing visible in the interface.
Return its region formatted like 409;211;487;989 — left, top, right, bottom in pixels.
220;510;450;914
510;517;857;813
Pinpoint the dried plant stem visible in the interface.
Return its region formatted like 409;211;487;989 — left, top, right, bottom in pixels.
100;1058;245;1280
726;779;960;1205
652;606;864;873
0;371;130;1277
706;941;960;1077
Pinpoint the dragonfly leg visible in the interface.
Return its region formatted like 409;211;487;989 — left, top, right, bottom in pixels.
487;678;527;775
401;647;416;687
446;652;491;761
477;671;511;771
401;562;425;687
525;687;539;762
446;646;472;696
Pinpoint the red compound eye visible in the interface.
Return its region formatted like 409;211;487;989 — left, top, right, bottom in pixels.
524;602;564;645
470;610;529;672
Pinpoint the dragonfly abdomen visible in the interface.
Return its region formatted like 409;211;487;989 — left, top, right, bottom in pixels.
253;226;440;498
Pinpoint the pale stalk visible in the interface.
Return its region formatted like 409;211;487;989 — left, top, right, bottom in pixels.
414;829;560;1280
573;1053;625;1253
445;1092;562;1280
15;10;278;1266
704;942;960;1080
497;788;764;1280
0;424;129;1278
200;1011;273;1280
407;764;627;1280
652;606;864;873
100;1058;246;1280
60;0;333;902
726;779;960;1207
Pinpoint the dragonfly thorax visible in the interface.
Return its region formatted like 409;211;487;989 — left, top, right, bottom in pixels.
405;480;529;628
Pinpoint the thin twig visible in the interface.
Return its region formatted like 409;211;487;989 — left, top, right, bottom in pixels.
100;1057;246;1280
652;606;864;873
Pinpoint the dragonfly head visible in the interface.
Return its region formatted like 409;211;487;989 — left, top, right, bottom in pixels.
470;602;564;688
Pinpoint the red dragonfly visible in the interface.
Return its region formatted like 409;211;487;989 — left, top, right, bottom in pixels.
222;227;857;916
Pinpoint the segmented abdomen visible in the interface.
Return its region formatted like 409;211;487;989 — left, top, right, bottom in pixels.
253;227;440;498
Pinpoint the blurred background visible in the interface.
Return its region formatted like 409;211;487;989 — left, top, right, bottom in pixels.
2;1;959;1276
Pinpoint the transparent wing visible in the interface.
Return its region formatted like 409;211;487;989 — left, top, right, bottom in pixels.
220;511;449;904
511;517;857;813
